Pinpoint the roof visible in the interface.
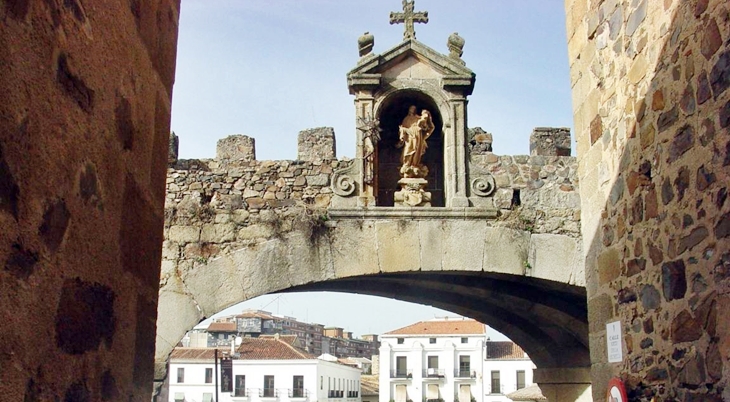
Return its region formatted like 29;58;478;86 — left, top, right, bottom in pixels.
170;348;228;360
207;322;237;333
506;385;547;401
487;341;528;359
384;319;486;336
237;337;315;360
170;337;315;362
235;310;275;319
360;375;379;397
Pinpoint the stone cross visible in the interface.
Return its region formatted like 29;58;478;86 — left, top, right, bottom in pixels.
389;0;428;40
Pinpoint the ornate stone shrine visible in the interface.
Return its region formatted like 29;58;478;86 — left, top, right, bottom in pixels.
332;1;479;209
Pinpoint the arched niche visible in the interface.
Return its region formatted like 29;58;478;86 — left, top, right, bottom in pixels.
375;90;445;206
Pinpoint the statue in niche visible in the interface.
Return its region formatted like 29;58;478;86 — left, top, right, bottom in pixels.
357;116;382;185
396;105;435;178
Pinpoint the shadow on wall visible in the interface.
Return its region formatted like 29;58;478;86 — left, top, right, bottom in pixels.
579;0;730;400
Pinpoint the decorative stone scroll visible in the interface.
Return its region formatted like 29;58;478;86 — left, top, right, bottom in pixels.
331;160;358;197
471;175;496;197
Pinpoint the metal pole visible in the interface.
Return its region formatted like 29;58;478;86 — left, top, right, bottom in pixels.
215;349;219;402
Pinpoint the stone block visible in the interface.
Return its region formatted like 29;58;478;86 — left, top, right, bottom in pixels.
168;225;200;243
297;127;336;161
330;220;380;278
442;221;486;271
376;220;420;273
483;227;529;276
528;234;582;285
418;220;445;271
200;223;237;243
217;135;256;161
529;127;572;156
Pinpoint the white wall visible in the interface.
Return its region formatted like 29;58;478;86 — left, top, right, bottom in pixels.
378;335;484;402
169;359;361;402
482;359;536;402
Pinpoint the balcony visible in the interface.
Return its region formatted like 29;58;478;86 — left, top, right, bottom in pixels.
347;391;359;398
390;369;412;379
260;388;278;398
328;390;344;398
422;368;445;378
288;389;308;399
232;388;252;398
453;369;476;379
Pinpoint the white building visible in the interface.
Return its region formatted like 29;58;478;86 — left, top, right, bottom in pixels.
169;335;362;402
483;342;535;401
378;319;535;402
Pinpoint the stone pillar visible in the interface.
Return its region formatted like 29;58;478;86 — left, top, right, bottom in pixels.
533;368;592;402
0;0;179;400
169;131;179;164
297;127;336;161
216;135;256;161
446;98;469;207
529;127;571;157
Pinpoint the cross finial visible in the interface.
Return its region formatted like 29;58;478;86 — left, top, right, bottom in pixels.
389;0;428;40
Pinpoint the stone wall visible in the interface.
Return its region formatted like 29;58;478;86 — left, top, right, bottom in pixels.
469;128;581;237
566;0;730;399
0;0;179;400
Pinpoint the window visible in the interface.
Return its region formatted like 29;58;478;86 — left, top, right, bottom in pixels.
395;384;407;402
490;371;501;394
427;356;438;368
458;384;471;402
429;337;436;344
396;356;408;377
177;367;184;383
202;393;213;402
205;368;213;384
516;370;526;390
174;392;185;402
460;337;468;344
397;338;404;344
235;375;246;397
293;375;304;397
458;356;470;377
320;375;323;390
426;384;439;401
264;375;275;397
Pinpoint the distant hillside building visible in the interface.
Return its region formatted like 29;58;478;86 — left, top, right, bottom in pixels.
197;310;378;359
378;319;535;402
168;335;362;402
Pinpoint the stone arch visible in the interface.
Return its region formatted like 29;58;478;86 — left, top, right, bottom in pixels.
373;89;446;206
155;218;588;379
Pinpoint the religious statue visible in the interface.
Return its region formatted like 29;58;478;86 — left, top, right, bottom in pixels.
357;116;382;185
396;105;434;178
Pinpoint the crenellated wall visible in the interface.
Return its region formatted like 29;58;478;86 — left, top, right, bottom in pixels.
0;0;179;400
566;0;730;399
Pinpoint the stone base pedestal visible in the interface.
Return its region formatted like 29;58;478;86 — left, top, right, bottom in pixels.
394;178;431;207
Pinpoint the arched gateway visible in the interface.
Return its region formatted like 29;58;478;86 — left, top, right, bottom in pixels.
157;7;589;401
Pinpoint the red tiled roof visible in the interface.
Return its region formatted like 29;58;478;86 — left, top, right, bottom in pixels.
207;322;237;333
236;337;315;360
170;348;227;360
170;337;316;361
487;341;528;359
235;311;275;319
385;319;486;335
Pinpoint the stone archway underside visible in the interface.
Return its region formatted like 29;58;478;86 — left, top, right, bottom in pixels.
155;216;588;380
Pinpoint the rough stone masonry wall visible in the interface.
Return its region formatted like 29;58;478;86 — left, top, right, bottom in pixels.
0;1;178;401
163;130;582;286
566;0;730;400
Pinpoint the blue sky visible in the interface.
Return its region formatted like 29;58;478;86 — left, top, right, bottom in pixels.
172;1;572;341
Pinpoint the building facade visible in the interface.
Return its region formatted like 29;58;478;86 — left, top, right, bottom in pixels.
378;319;535;402
169;336;362;402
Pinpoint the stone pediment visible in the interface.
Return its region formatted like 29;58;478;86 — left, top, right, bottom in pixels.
347;39;475;95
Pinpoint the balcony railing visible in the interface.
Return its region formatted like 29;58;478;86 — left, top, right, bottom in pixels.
390;369;413;378
288;389;308;398
328;390;345;398
233;388;251;398
422;368;446;378
347;391;359;398
454;369;476;378
260;388;278;398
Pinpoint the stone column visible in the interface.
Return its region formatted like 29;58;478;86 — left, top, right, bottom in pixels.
533;368;592;402
445;98;469;207
354;91;376;205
